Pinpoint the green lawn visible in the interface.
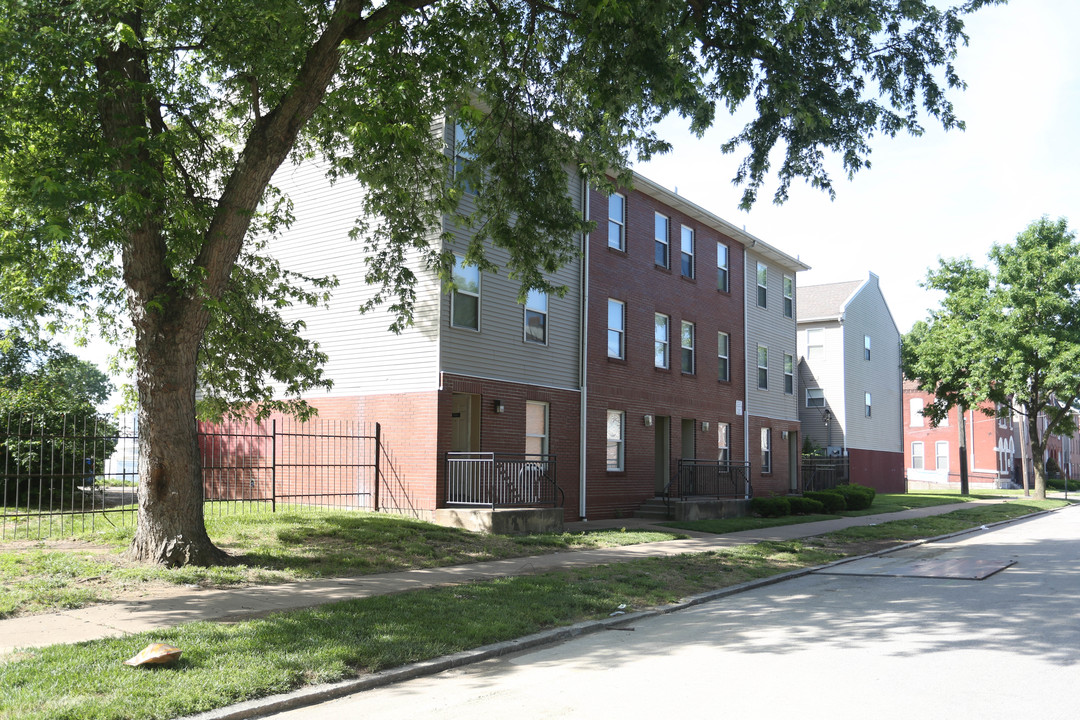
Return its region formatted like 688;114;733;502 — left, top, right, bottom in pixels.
0;508;681;618
0;499;1068;720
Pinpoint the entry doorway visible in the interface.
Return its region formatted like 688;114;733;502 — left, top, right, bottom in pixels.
653;416;670;494
681;419;696;462
450;393;481;452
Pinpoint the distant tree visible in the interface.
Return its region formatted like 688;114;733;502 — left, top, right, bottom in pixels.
0;334;117;500
0;0;1003;564
903;217;1080;500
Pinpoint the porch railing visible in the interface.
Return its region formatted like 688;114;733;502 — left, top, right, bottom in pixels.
801;455;850;492
445;452;562;509
671;459;752;500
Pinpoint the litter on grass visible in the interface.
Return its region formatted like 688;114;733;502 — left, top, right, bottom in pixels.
123;642;182;667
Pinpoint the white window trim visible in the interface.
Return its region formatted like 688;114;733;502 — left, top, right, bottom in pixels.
865;391;872;418
681;320;695;374
757;262;768;308
757;345;768;390
608;193;626;251
783;275;793;318
525;401;549;456
654;313;670;369
717;242;729;292
806;388;824;408
654;212;670;269
912;441;925;470
784;354;794;395
761;427;772;474
450;253;480;331
607;299;625;359
936;441;949;471
717;331;730;382
806;328;824;361
864;334;871;361
910;398;925;427
681;225;695;278
523;289;548;345
718;422;730;463
606;410;625;472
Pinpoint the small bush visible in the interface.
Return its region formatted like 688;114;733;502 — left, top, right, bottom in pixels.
788;496;825;515
751;496;791;518
804;490;846;513
835;483;876;511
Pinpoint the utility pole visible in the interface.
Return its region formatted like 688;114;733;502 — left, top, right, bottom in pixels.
957;405;969;496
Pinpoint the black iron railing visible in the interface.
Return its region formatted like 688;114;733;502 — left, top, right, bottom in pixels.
444;452;562;509
801;455;850;492
671;459;752;500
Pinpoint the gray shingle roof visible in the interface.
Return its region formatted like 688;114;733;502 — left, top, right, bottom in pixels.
798;279;864;321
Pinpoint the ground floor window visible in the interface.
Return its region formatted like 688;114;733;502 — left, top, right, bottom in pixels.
912;441;924;469
761;427;772;474
606;410;625;471
935;441;949;471
526;401;549;455
718;422;730;462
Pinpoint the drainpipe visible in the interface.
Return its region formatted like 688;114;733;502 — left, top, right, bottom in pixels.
743;250;751;497
579;175;590;520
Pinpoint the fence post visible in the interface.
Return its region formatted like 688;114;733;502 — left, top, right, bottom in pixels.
373;422;381;512
271;418;277;513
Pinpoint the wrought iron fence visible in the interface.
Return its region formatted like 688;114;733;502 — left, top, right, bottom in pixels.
1;413;401;540
445;452;562;508
801;454;850;492
671;459;752;500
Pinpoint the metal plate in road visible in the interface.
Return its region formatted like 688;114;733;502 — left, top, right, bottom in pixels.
814;557;1016;580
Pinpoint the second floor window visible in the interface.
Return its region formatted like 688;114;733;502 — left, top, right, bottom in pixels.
681;225;695;278
717;331;730;382
806;328;824;361
681;321;695;374
864;334;871;361
451;254;480;330
654;313;669;368
607;299;625;359
865;392;872;418
806;388;824;407
523;289;547;344
757;346;768;390
654;213;669;268
783;276;794;318
910;398;925;426
608;193;625;251
784;354;794;394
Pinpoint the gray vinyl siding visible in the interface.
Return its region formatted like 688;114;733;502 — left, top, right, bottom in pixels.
797;322;846;448
439;168;584;390
840;278;903;453
744;251;800;422
266;158;441;397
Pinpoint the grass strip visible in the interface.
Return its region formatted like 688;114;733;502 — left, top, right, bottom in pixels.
0;510;681;619
0;541;838;720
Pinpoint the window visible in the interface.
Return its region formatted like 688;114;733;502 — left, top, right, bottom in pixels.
453;122;476;193
450;253;480;330
757;262;768;307
783;276;793;318
761;427;772;474
681;225;695;278
784;354;794;394
607;299;625;359
606;410;625;471
806;328;824;361
681;321;695;374
717;332;730;382
654;213;669;268
864;334;871;361
523;289;547;344
525;401;549;455
717;243;729;292
654;313;669;369
939;411;949;427
806;388;824;407
608;193;625;250
912;442;925;470
757;346;768;390
910;398;925;427
935;441;949;471
718;423;730;463
865;392;872;418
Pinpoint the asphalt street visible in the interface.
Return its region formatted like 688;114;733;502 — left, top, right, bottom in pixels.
262;505;1080;720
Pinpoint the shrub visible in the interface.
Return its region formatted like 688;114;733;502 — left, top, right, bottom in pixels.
788;496;825;515
751;496;791;518
835;483;876;511
804;490;846;513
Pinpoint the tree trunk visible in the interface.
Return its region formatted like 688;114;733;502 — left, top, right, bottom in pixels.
1028;412;1048;501
127;321;229;567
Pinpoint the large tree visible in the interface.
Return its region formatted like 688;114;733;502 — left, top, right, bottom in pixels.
903;217;1080;500
0;0;1002;565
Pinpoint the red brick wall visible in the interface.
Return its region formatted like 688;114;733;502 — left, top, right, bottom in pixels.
586;183;748;519
747;416;800;497
437;374;583;518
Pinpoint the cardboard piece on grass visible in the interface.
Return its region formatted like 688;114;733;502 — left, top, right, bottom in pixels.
123;642;182;667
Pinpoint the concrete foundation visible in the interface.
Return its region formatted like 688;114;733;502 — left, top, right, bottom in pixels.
434;507;565;535
668;499;751;522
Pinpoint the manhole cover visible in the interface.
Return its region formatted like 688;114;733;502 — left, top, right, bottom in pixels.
815;557;1015;580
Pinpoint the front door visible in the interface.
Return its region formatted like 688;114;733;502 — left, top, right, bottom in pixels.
450;393;481;452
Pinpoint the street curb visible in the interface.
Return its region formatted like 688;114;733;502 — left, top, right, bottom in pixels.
183;503;1071;720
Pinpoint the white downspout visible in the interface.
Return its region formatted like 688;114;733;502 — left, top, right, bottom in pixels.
579;176;590;520
743;250;751;497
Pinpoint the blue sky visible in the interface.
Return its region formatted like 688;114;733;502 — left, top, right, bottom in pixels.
635;0;1079;333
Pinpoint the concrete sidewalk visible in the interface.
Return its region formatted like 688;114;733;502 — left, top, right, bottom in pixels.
0;497;1018;655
